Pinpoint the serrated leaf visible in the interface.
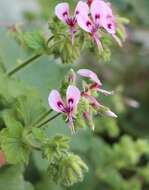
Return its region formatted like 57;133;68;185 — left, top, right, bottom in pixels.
13;90;46;128
0;116;30;164
23;31;46;52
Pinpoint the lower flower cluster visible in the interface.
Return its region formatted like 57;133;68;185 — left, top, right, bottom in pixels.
48;69;117;134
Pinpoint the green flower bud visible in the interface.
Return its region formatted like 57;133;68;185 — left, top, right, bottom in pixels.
66;69;76;85
59;153;88;186
83;110;95;131
60;69;76;97
43;135;70;162
77;97;90;114
97;105;117;118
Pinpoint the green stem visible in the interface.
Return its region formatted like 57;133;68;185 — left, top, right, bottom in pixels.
7;53;42;76
33;109;53;126
36;113;61;128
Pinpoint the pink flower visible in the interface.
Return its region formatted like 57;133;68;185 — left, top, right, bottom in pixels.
90;0;115;34
77;69;102;86
90;0;122;46
76;7;103;49
77;0;121;47
55;1;89;44
77;69;113;96
48;85;80;134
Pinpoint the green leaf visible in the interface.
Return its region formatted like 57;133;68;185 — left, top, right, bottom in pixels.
23;31;46;52
0;115;30;164
0;165;34;190
12;90;46;128
0;73;26;109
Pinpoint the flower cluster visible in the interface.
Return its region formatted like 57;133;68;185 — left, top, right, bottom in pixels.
55;0;122;48
48;69;117;134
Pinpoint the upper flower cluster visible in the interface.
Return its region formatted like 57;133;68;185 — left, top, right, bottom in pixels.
55;0;122;48
48;69;117;134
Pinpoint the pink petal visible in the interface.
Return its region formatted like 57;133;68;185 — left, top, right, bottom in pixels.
66;85;80;108
77;13;93;33
77;69;102;85
75;1;89;16
55;3;69;23
48;90;65;113
102;16;116;34
91;0;112;25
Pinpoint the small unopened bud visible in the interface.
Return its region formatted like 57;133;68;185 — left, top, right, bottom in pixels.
83;111;95;131
105;110;118;118
98;89;114;96
67;69;76;85
98;105;117;118
124;97;140;108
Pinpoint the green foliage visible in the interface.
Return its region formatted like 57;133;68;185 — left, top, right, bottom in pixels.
0;165;34;190
12;91;46;128
0;0;149;189
43;135;70;163
23;31;47;53
0;115;30;164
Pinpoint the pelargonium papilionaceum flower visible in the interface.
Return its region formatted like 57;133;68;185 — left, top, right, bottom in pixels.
48;69;117;133
48;85;80;134
77;69;117;118
55;1;89;44
55;0;123;48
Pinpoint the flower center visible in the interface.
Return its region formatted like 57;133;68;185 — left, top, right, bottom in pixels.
67;17;77;27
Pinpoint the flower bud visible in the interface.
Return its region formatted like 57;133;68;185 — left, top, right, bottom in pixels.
43;135;70;162
105;110;118;118
98;105;117;118
59;153;88;186
83;111;95;131
67;69;77;85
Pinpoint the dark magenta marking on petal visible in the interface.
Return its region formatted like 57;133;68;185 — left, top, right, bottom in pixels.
95;14;100;19
63;11;68;17
108;23;112;29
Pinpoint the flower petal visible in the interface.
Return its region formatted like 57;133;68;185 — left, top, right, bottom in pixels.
75;1;89;16
102;16;116;34
55;3;69;23
77;13;93;33
66;85;80;108
77;69;102;85
91;0;112;25
48;90;65;113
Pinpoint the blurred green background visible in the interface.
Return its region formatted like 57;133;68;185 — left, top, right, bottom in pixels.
0;0;149;190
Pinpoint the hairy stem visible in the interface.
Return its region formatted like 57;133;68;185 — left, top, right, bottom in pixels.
36;113;61;128
7;53;42;76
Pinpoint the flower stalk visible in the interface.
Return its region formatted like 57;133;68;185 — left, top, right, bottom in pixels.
7;53;42;76
36;113;61;129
